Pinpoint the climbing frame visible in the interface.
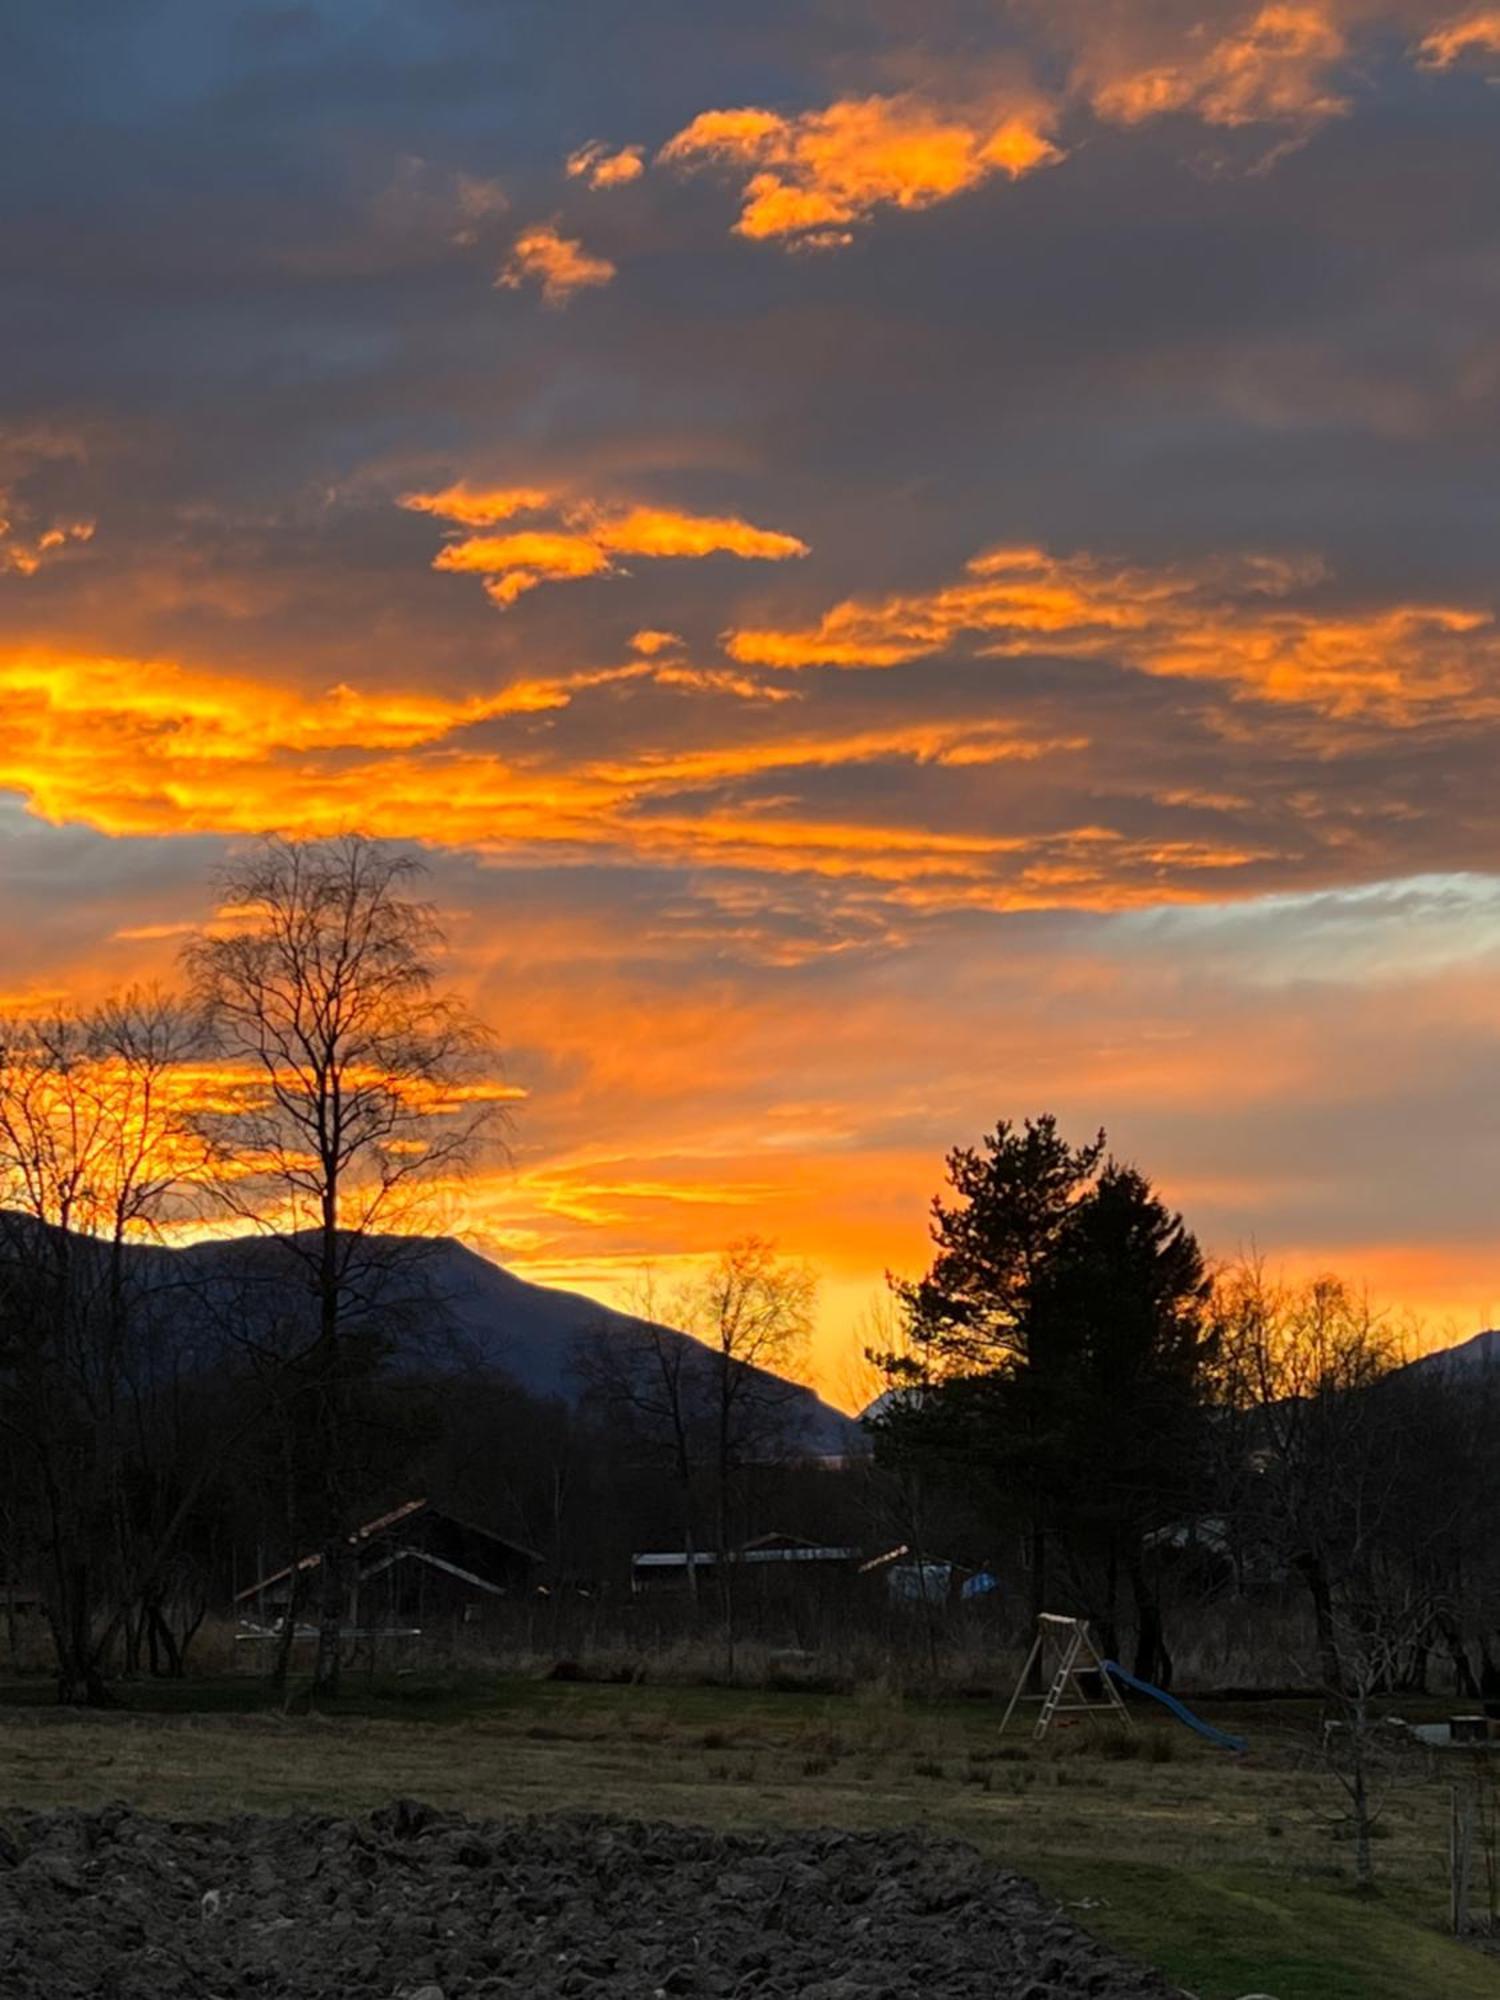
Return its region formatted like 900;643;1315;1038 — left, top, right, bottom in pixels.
1000;1612;1134;1742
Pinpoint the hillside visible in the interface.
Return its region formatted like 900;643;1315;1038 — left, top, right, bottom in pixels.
353;1235;861;1454
1400;1325;1500;1378
0;1218;859;1456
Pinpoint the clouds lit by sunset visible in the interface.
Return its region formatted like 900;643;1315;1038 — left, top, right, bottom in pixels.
4;1;1500;1400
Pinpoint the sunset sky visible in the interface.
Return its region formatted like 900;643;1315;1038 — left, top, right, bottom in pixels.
4;2;1500;1401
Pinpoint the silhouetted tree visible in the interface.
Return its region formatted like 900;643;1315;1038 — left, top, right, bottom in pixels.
874;1119;1212;1683
185;833;503;1696
1210;1266;1410;1692
669;1240;814;1671
876;1117;1103;1651
575;1271;709;1602
1029;1163;1213;1680
0;992;214;1701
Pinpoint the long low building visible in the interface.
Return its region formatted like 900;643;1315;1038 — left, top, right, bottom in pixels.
631;1532;861;1593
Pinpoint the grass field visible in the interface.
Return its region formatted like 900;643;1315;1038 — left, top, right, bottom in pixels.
0;1673;1494;1999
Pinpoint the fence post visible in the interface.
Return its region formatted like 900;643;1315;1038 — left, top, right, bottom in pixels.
1452;1781;1475;1936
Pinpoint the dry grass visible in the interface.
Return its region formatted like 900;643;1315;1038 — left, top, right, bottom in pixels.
0;1677;1490;2000
0;1677;1448;1881
178;1589;1340;1696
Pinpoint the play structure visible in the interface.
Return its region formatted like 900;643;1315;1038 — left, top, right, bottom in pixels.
1000;1614;1133;1739
1101;1657;1247;1752
1000;1613;1247;1752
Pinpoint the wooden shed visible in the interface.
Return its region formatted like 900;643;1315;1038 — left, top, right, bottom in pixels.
235;1500;543;1636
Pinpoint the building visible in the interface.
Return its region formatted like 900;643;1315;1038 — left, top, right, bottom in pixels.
235;1500;544;1638
630;1531;861;1595
858;1543;989;1605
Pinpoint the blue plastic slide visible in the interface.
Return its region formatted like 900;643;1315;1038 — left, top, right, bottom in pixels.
1102;1661;1248;1752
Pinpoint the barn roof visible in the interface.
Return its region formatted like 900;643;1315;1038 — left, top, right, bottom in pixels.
234;1499;542;1602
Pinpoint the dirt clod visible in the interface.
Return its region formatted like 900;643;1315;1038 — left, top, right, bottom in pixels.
0;1805;1181;1997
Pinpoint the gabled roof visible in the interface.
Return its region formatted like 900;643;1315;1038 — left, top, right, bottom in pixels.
359;1547;515;1598
234;1499;542;1602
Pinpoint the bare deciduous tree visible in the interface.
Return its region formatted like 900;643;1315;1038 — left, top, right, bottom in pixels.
673;1238;814;1671
185;833;505;1696
1316;1589;1435;1894
1211;1263;1411;1691
0;991;211;1702
575;1269;708;1601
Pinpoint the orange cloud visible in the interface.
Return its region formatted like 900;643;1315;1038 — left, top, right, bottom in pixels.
587;506;807;563
566;141;646;189
398;484;552;527
648;663;797;703
1087;4;1350;130
659;91;1062;247
0;638;1215;916
584;716;1082;792
725;542;1500;721
0;647;589;770
498;222;615;305
405;486;807;608
630;628;685;656
433;530;615;606
1417;10;1500;65
0;506;94;576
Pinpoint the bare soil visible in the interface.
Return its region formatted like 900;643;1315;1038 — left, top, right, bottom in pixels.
0;1801;1183;1998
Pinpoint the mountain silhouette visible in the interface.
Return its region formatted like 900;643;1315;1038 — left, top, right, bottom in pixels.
0;1217;859;1455
1399;1326;1500;1379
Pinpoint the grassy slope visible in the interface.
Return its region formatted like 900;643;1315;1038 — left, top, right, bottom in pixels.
1032;1859;1493;2000
0;1674;1493;2000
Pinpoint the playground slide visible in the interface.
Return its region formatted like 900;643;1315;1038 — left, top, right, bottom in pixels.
1102;1661;1248;1753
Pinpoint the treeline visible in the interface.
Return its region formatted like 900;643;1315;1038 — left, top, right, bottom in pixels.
865;1116;1500;1702
0;834;503;1702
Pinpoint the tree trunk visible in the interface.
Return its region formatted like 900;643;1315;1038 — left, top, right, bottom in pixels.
311;1184;346;1700
312;1536;345;1697
682;1505;698;1609
1128;1549;1170;1687
1025;1518;1047;1694
1296;1551;1343;1692
716;1368;735;1681
49;1571;114;1707
147;1601;183;1679
1348;1695;1376;1894
272;1565;301;1698
123;1602;144;1679
1098;1540;1120;1663
1439;1615;1478;1700
716;1483;736;1682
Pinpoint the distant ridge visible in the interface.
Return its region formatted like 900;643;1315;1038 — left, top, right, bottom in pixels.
1401;1327;1500;1378
374;1236;861;1453
0;1217;859;1456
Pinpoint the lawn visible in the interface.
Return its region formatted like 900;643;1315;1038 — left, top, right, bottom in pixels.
0;1673;1493;2000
